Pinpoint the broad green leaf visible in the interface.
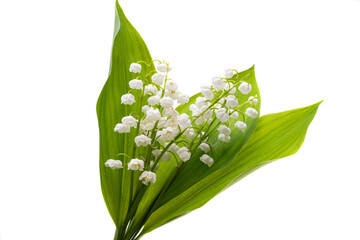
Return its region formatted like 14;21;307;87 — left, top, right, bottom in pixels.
141;101;321;235
127;66;261;236
96;0;154;231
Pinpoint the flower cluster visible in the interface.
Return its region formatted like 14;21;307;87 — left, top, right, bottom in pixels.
105;61;259;185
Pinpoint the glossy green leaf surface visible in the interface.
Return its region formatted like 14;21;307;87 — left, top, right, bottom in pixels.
141;101;321;235
96;0;154;230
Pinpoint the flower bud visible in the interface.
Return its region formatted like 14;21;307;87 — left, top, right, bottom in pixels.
129;63;141;73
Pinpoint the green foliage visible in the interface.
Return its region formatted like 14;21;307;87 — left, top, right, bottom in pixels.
96;1;321;239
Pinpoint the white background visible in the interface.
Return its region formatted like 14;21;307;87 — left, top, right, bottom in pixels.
0;0;359;239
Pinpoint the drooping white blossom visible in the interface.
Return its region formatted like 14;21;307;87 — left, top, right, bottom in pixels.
148;95;161;106
135;134;152;147
145;108;161;122
177;94;189;105
218;125;231;136
142;105;150;114
105;159;123;169
212;76;225;91
235;121;247;133
121;93;135;105
140;120;155;131
248;96;258;106
202;89;214;100
114;123;130;133
177;147;191;162
218;133;231;143
224;68;234;79
239;82;252;94
157;63;170;73
129;63;141;73
122;116;137;128
165;80;178;91
245;108;258;118
151;72;165;85
199;143;210;153
200;154;214;167
177;113;192;128
160;97;174;108
230;111;239;119
128;158;144;171
129;79;143;90
139;171;156;185
159;127;179;141
195;97;208;108
225;95;238;108
166;89;180;100
144;84;158;95
184;128;196;140
216;108;230;122
166;142;180;153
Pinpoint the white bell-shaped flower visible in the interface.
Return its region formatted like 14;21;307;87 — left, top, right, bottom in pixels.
225;95;238;108
157;63;170;73
239;82;252;94
128;158;144;171
160;97;174;108
129;63;141;73
159;127;178;141
121;116;137;128
218;133;231;143
235;121;247;133
129;79;143;90
142;105;150;114
166;89;180;100
212;76;225;91
121;93;135;105
215;108;230;122
177;94;189;105
145;108;161;122
230;111;239;119
165;80;178;91
134;134;152;147
184;128;196;140
140;120;155;131
177;147;191;162
144;84;157;95
195;97;208;108
151;72;165;85
139;171;156;185
114;123;130;133
218;125;231;136
199;143;210;153
177;113;192;128
248;96;258;106
224;68;234;79
148;95;160;106
201;89;214;100
105;159;123;169
200;154;214;167
245;108;258;118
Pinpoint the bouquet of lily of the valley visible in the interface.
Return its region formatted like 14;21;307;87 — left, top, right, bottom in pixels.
96;2;321;240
